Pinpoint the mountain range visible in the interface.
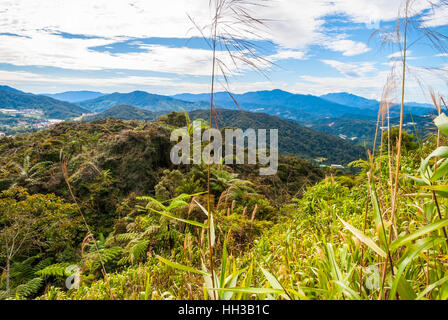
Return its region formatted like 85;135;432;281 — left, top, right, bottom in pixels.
173;90;434;122
0;84;436;149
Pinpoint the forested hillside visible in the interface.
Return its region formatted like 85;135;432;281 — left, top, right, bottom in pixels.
0;117;327;299
187;109;366;164
0;88;88;119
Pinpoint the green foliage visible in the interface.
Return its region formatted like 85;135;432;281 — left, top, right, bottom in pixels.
36;263;72;278
188;109;366;165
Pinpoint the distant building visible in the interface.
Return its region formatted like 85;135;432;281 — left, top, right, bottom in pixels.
330;164;345;169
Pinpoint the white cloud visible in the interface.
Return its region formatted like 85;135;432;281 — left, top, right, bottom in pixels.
321;60;376;77
422;3;448;27
267;50;307;61
1;0;430;75
324;39;371;56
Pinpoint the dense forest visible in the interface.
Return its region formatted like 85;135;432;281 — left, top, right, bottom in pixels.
0;116;327;299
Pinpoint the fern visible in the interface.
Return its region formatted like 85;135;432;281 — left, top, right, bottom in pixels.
130;240;150;264
83;247;122;271
15;277;43;298
32;258;53;275
36;263;72;278
0;290;7;300
106;232;139;246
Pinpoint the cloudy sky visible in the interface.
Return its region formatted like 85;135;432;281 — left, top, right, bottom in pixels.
0;0;447;102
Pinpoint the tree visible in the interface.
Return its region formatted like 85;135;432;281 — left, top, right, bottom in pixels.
382;127;418;154
0;187;82;298
5;154;52;188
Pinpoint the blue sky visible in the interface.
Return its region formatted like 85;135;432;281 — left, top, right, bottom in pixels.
0;0;447;103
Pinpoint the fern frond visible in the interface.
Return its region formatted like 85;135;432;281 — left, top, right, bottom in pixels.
36;263;72;278
130;240;150;264
15;277;44;298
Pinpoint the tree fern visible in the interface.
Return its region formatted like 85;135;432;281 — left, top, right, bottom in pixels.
36;263;72;278
15;277;44;298
83;247;122;272
130;240;150;264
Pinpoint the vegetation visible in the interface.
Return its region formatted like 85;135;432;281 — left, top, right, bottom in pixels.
187;109;366;165
0;88;88;120
78;91;208;113
84;105;163;122
0;0;447;302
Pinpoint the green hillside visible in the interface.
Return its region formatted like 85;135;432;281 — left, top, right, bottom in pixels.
79;91;208;113
0;89;88;119
84;105;163;121
186;109;366;164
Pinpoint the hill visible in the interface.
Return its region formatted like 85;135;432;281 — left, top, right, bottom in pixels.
78;91;208;113
84;105;163;121
320;92;379;110
43;91;105;103
308;113;437;147
186;109;366;164
0;85;24;94
0;87;88;119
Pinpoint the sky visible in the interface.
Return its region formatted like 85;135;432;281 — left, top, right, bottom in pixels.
0;0;447;103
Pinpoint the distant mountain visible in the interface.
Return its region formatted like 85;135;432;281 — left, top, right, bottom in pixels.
43;91;105;103
0;85;25;94
309;113;437;147
188;109;366;165
174;89;377;122
320;92;379;110
320;92;433;116
79;91;208;113
83;105;163;122
0;87;88;119
405;102;434;109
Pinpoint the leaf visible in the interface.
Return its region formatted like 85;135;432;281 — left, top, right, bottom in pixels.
407;175;430;186
333;281;361;300
156;255;209;276
147;207;207;228
370;189;389;249
339;217;387;258
136;196;166;210
431;158;448;182
434;113;448;137
193;199;209;217
420;147;448;179
220;240;228;289
260;266;290;300
209;211;215;247
396;277;417;300
390;219;448;250
416;275;448;300
390;237;443;299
